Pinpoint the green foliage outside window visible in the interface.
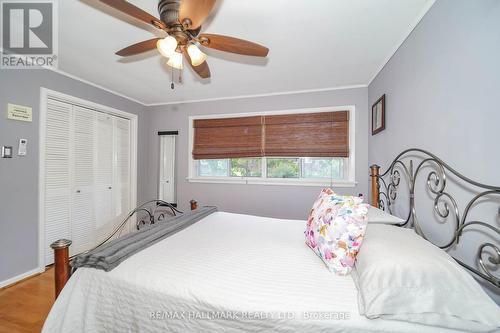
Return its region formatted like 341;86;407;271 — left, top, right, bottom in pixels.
230;158;262;177
266;158;300;178
197;157;345;180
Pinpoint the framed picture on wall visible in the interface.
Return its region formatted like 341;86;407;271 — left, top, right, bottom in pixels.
372;94;385;135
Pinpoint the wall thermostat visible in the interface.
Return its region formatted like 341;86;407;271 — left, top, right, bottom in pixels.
1;146;13;158
18;139;27;156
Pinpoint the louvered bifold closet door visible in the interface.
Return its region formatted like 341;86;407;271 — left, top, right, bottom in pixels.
94;112;114;243
44;99;72;265
112;117;131;228
71;106;97;256
43;100;133;262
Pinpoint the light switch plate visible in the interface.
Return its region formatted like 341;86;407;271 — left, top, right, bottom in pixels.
2;146;13;158
18;139;27;156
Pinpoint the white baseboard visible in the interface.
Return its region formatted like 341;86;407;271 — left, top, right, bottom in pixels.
0;267;45;289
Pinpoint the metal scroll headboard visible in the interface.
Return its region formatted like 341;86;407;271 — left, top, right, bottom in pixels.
369;148;500;289
90;199;183;251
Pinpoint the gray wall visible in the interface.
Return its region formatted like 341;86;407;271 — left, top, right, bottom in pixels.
146;87;369;220
0;69;148;282
368;0;500;302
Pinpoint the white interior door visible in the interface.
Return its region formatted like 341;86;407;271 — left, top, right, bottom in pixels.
159;135;176;204
43;99;72;265
94;112;114;242
113;116;131;223
71;106;96;256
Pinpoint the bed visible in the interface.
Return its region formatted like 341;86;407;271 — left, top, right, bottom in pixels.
42;149;500;333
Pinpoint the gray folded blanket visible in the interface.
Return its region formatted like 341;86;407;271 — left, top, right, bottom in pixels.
71;206;217;272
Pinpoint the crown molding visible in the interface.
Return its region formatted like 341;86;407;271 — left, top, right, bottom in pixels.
0;47;148;106
46;65;367;106
144;84;368;107
46;67;148;106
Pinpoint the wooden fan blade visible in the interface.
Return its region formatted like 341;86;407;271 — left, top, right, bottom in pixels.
182;48;211;78
99;0;165;29
198;34;269;57
179;0;216;29
116;38;160;57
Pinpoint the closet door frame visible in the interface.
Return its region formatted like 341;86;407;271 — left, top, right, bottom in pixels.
38;88;138;272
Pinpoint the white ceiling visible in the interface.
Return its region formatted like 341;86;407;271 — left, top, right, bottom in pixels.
58;0;435;105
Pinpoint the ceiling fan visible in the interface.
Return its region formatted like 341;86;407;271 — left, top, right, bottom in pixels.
99;0;269;79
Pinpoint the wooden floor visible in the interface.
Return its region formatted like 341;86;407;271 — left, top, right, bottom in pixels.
0;268;54;333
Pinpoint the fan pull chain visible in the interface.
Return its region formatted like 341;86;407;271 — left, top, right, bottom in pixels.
170;64;174;90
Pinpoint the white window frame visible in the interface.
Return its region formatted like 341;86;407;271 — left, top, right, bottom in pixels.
187;106;356;187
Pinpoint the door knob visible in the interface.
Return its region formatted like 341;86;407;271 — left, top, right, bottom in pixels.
76;190;81;193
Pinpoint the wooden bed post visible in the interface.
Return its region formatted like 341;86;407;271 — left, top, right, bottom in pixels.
50;239;72;299
370;165;380;208
190;199;198;211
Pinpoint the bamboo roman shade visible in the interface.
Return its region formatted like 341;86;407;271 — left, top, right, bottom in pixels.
192;116;263;159
264;111;349;157
192;111;349;159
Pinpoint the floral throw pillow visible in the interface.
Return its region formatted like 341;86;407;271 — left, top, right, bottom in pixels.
305;188;369;275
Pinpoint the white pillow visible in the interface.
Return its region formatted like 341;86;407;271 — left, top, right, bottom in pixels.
367;206;405;224
353;224;500;332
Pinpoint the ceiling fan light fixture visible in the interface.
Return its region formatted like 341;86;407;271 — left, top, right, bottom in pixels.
167;51;183;69
157;36;178;58
104;0;269;80
187;44;207;67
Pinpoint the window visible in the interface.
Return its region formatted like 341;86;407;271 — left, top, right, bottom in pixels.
196;157;346;180
197;158;262;177
231;158;262;177
198;159;228;177
303;157;345;179
189;107;355;187
266;158;299;178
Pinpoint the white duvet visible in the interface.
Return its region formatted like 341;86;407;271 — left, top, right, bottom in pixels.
43;212;458;333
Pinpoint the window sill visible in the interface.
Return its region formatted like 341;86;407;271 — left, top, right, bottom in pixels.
186;177;358;187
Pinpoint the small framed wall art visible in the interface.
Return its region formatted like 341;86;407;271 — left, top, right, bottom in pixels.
372;94;385;135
